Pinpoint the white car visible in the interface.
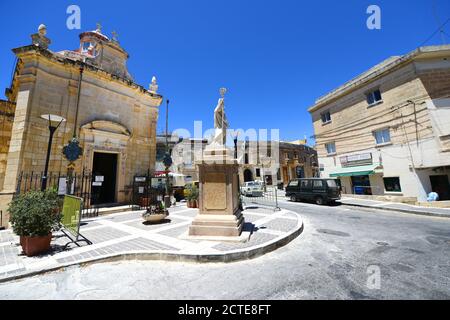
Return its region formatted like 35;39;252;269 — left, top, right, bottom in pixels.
241;181;264;197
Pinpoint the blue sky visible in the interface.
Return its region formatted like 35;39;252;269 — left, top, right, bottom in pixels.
1;0;449;144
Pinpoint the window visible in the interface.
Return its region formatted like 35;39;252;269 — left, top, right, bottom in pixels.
294;152;298;159
300;180;311;188
384;177;402;192
367;89;382;106
321;111;332;124
374;128;391;145
325;142;336;155
313;180;324;188
256;168;261;177
81;41;97;56
326;180;338;188
289;180;299;187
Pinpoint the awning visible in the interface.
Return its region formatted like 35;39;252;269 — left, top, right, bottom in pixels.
330;165;382;177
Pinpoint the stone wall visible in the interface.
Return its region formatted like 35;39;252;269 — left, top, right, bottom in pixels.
311;62;434;159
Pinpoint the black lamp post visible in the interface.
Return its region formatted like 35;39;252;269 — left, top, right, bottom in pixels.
41;114;66;191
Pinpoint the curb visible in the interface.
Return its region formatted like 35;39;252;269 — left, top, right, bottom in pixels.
341;202;450;218
0;213;304;284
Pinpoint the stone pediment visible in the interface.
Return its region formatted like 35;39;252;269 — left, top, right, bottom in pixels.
81;120;131;137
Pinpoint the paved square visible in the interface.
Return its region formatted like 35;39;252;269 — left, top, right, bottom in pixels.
0;204;302;282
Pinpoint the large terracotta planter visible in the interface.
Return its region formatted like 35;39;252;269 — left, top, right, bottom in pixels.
21;234;52;257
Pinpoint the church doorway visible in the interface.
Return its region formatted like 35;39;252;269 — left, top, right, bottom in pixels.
92;152;118;205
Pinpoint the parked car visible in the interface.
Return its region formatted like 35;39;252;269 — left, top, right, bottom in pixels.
285;178;341;205
241;181;264;197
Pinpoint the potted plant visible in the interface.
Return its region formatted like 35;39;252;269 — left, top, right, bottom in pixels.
8;189;62;257
142;201;169;223
185;185;199;208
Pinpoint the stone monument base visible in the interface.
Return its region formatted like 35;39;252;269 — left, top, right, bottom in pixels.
188;143;245;240
189;213;244;237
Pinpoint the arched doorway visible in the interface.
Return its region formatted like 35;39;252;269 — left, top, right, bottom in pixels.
244;169;253;182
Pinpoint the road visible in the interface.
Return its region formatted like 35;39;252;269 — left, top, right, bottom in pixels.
1;199;449;300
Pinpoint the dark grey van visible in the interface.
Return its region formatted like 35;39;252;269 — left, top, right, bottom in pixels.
285;178;341;205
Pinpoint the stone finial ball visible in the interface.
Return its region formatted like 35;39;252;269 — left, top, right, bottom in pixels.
38;24;47;36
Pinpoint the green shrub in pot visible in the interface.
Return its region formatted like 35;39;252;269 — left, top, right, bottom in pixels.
8;189;62;256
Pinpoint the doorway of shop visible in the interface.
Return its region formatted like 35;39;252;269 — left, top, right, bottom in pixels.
351;175;372;195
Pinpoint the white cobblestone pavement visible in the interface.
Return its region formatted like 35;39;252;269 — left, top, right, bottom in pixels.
0;204;302;282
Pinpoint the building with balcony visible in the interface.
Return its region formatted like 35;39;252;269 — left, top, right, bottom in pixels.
309;45;450;203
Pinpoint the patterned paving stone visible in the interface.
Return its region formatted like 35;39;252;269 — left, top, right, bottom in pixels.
242;214;264;224
104;212;143;223
259;218;298;232
123;217;186;232
158;225;190;237
172;210;198;218
243;206;274;215
0;245;20;267
81;227;130;244
122;237;179;251
213;232;278;252
79;220;103;229
0;205;301;281
0;232;16;243
56;237;179;264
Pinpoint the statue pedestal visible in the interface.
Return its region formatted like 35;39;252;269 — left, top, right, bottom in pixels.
188;144;244;239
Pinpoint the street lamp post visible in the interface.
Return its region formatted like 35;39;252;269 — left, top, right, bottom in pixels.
164;99;172;209
41;114;66;191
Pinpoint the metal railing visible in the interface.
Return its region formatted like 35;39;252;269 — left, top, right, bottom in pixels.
132;174;166;211
16;171;170;216
16;170;100;217
241;185;281;211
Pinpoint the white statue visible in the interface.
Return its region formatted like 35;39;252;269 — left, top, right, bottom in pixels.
213;88;228;145
38;24;47;36
149;76;158;93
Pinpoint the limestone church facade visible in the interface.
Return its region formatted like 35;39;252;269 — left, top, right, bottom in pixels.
0;25;162;225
